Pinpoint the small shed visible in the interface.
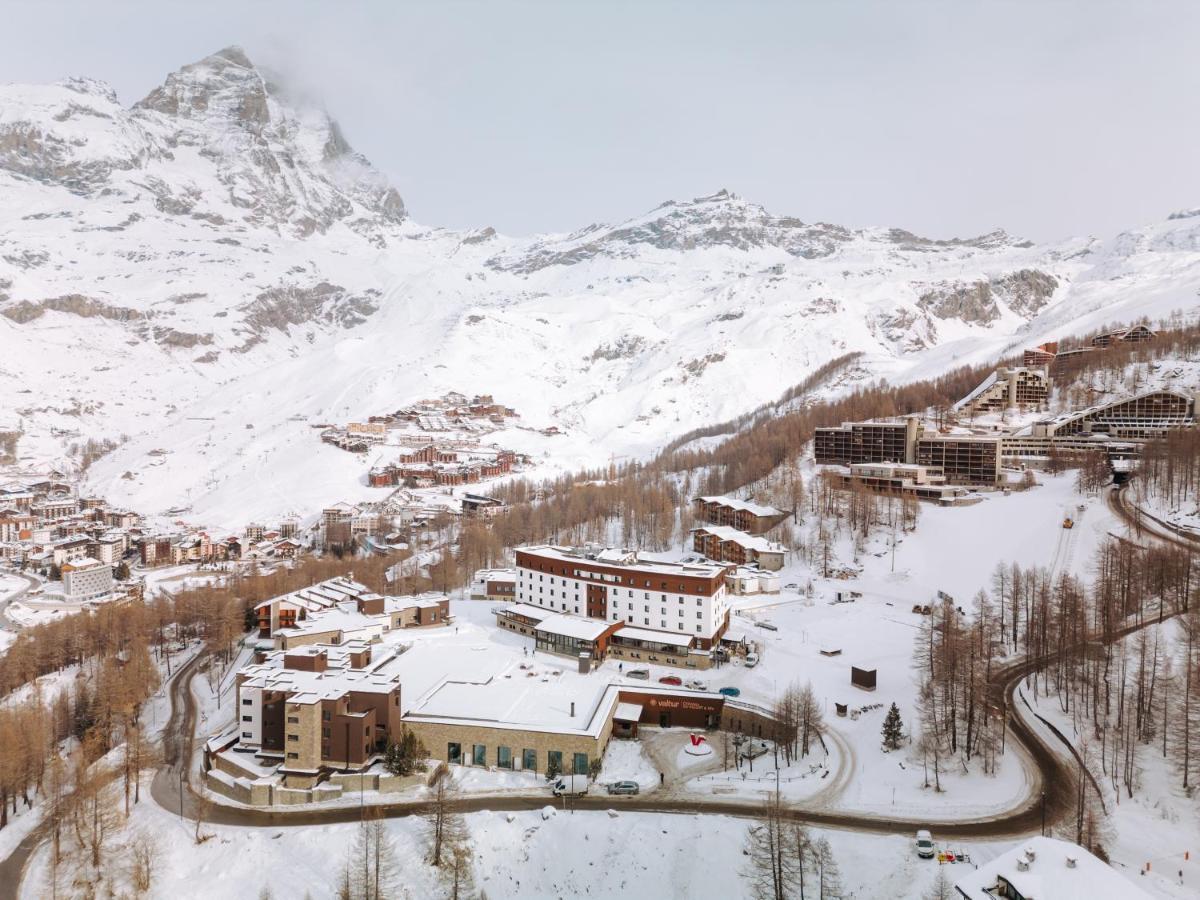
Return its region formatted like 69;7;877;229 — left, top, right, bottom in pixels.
851;667;877;691
613;702;644;738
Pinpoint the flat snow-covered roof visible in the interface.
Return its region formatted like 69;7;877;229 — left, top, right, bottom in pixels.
614;625;695;647
535;613;611;641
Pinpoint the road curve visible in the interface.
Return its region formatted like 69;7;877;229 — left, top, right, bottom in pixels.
0;486;1186;897
143;635;1116;840
1108;482;1199;551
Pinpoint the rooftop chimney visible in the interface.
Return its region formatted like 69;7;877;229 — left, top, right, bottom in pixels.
570;701;575;717
1066;856;1077;868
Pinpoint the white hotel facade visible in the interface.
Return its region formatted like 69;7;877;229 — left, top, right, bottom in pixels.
512;545;732;649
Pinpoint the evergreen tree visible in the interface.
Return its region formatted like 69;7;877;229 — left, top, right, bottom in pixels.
382;729;428;776
881;702;904;751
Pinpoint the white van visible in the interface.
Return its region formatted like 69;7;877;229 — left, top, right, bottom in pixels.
744;652;760;668
551;775;589;797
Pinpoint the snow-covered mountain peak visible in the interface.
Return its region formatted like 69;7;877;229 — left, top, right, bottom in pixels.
1;46;1198;529
135;45;271;129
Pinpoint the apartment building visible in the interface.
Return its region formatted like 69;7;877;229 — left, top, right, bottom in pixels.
61;557;114;602
513;546;732;650
1029;389;1195;440
253;577;450;647
470;567;517;601
1091;324;1155;347
690;526;785;571
954;367;1049;415
691;496;788;534
914;434;1002;485
235;644;403;786
813;417;921;467
830;463;979;505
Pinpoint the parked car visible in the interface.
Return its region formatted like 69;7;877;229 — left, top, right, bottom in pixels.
551;775;589;797
627;669;650;680
658;675;682;686
718;686;741;697
606;781;640;796
915;830;935;859
744;653;760;668
739;739;770;761
755;620;778;631
685;678;708;691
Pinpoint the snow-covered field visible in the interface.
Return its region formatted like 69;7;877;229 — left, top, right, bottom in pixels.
18;775;1015;900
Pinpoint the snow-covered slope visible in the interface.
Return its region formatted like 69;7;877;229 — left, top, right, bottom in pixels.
2;47;1198;528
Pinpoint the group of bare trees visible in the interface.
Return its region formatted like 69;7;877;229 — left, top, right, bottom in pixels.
1135;426;1200;511
772;681;824;765
422;763;473;898
911;529;1200;857
744;792;844;900
913;592;1005;791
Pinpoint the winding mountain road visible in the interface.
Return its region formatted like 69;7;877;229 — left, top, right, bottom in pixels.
0;481;1187;898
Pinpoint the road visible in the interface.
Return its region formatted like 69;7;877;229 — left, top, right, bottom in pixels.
0;571;40;632
1107;481;1200;551
141;623;1155;840
0;484;1187;896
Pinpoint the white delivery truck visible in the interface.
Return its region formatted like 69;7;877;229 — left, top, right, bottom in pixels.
550;775;589;798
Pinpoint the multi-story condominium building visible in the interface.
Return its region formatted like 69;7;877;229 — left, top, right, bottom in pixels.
470;567;517;601
61;557;114;602
830;463;979;505
51;535;91;568
513;546;731;650
1091;324;1154;347
236;643;403;783
691;496;788;534
1028;389;1195;441
915;435;1002;485
954;367;1050;415
0;508;35;542
813;417;921;467
690;526;786;571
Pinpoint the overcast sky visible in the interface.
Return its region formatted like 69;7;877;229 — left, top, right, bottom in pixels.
3;1;1199;241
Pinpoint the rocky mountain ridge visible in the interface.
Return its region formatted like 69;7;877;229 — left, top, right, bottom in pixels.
0;46;1197;527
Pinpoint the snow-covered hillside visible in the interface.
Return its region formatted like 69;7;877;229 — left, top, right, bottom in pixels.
2;46;1199;528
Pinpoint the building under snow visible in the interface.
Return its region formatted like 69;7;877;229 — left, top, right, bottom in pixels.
953;836;1151;899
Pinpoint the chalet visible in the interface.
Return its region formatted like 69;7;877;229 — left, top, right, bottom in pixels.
690;526;785;571
692;496;788;535
273;538;303;559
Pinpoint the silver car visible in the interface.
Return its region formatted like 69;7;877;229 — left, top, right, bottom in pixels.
606;781;640;795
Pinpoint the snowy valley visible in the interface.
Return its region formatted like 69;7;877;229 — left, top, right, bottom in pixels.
1;47;1199;528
